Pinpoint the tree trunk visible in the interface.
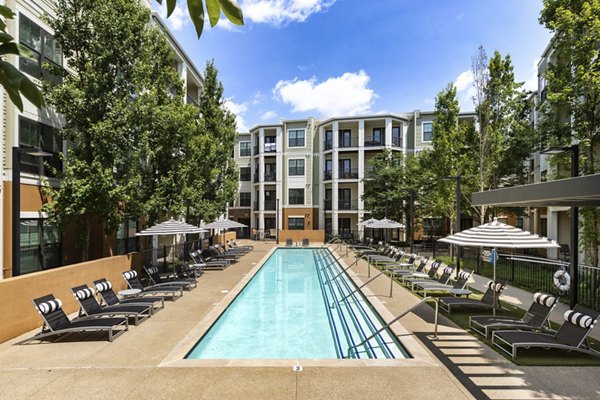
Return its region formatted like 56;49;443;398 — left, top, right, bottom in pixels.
82;214;91;262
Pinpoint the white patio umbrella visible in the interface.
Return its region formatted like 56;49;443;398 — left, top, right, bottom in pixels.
369;218;405;243
358;217;379;227
203;219;248;229
438;217;560;315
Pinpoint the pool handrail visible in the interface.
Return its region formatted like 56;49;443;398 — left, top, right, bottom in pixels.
347;296;440;358
335;271;386;305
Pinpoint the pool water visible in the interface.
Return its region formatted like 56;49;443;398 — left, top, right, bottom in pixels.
186;248;408;359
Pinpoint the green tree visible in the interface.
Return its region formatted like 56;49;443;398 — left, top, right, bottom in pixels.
540;0;600;266
187;60;239;223
157;0;243;37
0;5;44;110
42;0;189;260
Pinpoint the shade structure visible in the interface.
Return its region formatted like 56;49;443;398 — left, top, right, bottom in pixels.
203;219;248;229
438;217;560;315
358;218;379;227
136;218;207;236
369;219;405;229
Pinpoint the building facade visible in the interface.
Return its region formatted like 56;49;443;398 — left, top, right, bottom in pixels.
229;111;475;240
1;1;204;279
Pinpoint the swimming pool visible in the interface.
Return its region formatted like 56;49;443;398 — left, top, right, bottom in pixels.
186;248;409;359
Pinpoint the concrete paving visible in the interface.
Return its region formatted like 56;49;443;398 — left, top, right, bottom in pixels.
0;241;598;400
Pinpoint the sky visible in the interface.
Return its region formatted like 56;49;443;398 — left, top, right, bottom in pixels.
155;0;552;132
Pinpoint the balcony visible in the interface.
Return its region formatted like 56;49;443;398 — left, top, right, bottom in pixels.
339;136;358;148
365;139;384;147
392;136;402;147
264;172;276;182
253;201;259;211
324;199;332;210
338;199;358;210
253;145;259;156
324;170;332;180
338;168;359;179
264;200;276;211
253;172;259;183
323;139;332;151
264;142;276;153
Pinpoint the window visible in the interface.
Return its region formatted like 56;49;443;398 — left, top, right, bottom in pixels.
288;129;305;147
339;188;352;210
339;159;352;178
339;129;352;147
516;217;524;230
338;218;352;238
324;159;333;180
239;142;251;157
540;217;548;237
392;127;401;146
288;217;304;230
289;188;304;205
240;167;251;181
265;136;276;152
19;117;62;177
239;192;251;207
20;218;61;274
288;159;305;176
324;130;333;150
19;15;62;83
422;122;433;142
116;219;138;255
372;128;384;144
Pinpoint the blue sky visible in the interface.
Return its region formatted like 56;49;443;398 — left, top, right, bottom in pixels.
156;0;551;132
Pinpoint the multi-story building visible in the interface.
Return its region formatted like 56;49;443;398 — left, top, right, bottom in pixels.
229;111;475;240
1;1;204;278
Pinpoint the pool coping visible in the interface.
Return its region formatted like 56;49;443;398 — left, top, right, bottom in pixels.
159;245;439;368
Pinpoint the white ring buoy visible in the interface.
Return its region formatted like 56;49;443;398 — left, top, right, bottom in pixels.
553;270;571;293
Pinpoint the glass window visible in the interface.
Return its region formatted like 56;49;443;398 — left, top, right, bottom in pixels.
19;117;62;177
289;188;304;205
339;129;352;147
288;159;305;176
239;192;251;207
239;142;251;157
422;122;433;142
20;219;61;274
288;129;305;147
324;130;333;150
264;136;276;152
239;167;251;181
288;217;304;230
19;15;62;83
116;219;138;255
392;127;401;146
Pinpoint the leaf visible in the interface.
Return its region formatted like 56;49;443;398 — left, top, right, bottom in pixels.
0;32;14;43
0;62;24;111
0;5;15;19
206;0;221;27
188;0;205;38
0;42;20;56
19;70;45;108
218;0;244;25
166;0;177;17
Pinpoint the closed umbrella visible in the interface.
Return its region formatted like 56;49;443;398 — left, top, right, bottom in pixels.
438;217;560;315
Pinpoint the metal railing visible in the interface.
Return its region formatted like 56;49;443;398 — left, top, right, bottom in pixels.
324;170;332;180
365;139;384;147
264;200;276;211
323;139;333;150
253;172;259;182
338;168;359;179
346;297;439;358
264;142;276;153
338;199;358;210
264;172;276;182
324;199;332;210
253;145;259;155
339;136;358;148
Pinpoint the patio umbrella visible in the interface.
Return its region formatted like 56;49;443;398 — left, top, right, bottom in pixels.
369;219;406;243
203;219;248;229
438;217;560;315
358;218;379;227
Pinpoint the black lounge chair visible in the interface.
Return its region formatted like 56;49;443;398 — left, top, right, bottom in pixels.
144;266;197;290
492;304;600;359
122;270;183;301
470;292;557;338
285;238;293;246
408;264;455;291
231;239;253;251
416;268;473;297
71;284;152;325
18;295;128;344
226;240;250;254
175;262;203;280
302;238;310;246
439;279;508;314
93;279;165;310
218;242;246;255
209;245;239;261
192;251;230;270
402;260;442;286
387;256;429;277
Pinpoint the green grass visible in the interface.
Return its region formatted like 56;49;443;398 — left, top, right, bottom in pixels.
386;268;600;366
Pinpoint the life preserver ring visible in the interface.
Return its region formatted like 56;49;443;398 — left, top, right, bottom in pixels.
553;269;571;293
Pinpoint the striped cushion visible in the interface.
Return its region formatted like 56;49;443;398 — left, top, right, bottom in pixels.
95;281;113;293
564;310;594;328
147;266;159;275
37;299;62;315
487;281;504;292
458;270;471;280
75;288;95;300
123;270;137;280
443;267;453;275
533;293;556;307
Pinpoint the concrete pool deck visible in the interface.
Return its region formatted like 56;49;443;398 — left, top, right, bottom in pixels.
0;241;599;399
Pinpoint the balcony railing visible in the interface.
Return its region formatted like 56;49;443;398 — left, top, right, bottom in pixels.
253;145;259;155
324;199;332;210
264;142;276;153
392;137;402;147
339;136;358;148
264;200;276;211
365;139;384;147
324;139;333;151
339;168;359;179
264;172;276;182
253;172;259;183
253;201;259;211
338;199;358;210
365;167;377;179
324;170;332;180
238;200;251;208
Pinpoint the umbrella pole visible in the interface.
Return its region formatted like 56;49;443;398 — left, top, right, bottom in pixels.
493;247;497;317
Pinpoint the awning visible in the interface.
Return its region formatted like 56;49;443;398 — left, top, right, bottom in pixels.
472;174;600;207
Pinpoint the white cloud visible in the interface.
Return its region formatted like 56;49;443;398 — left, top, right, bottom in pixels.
157;2;190;31
423;98;435;105
522;58;540;92
215;17;244;32
241;0;336;26
260;110;277;121
252;90;266;105
454;69;477;111
224;98;249;132
454;70;474;92
273;70;376;117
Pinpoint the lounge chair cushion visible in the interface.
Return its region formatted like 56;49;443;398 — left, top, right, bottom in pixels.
442;266;453;275
75;288;95;300
565;310;594;328
95;281;113;292
487;281;504;291
147;266;159;274
37;299;62;314
123;270;137;279
533;292;556;307
457;270;471;280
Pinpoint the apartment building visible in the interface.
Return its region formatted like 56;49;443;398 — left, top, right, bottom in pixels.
1;1;204;278
229;111;475;240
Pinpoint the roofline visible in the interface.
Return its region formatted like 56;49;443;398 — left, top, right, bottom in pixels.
317;113;410;127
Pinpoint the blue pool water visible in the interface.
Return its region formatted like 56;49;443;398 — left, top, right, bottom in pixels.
186;248;408;359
